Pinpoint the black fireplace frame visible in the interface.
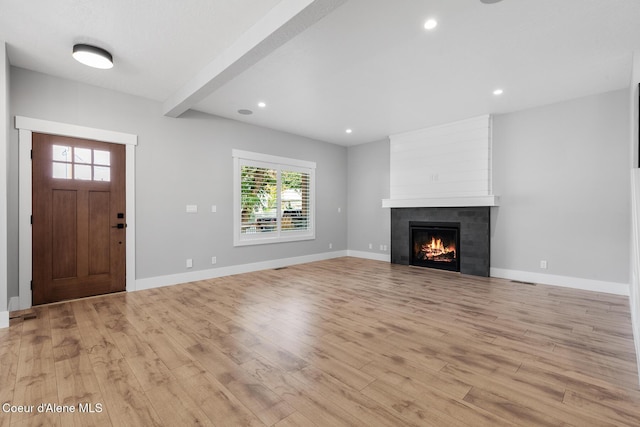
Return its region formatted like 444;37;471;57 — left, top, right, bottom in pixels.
409;221;461;272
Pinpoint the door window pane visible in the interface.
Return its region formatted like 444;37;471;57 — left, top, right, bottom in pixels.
52;162;72;179
93;166;111;182
74;148;92;164
94;150;110;166
74;164;92;180
52;145;72;162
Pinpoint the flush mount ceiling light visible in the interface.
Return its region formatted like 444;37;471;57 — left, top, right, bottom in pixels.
72;44;113;69
257;102;266;108
345;129;353;134
493;88;504;95
423;19;438;30
238;109;253;115
480;0;504;4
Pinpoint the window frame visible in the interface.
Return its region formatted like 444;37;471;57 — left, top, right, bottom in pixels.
233;149;316;246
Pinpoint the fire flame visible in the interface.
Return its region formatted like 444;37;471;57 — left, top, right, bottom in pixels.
420;237;456;261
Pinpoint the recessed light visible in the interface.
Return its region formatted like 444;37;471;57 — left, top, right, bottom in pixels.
424;19;438;30
258;102;266;108
345;129;353;134
493;89;504;96
480;0;504;4
238;109;253;115
72;44;113;69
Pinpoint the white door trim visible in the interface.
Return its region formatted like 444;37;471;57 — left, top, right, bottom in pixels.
15;116;137;309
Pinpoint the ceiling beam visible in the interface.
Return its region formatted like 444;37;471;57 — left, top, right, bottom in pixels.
162;0;346;118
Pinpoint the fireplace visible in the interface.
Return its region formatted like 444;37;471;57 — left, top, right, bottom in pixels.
391;207;490;277
410;222;460;272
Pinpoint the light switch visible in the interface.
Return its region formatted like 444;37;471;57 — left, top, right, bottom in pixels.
211;205;217;213
186;205;198;213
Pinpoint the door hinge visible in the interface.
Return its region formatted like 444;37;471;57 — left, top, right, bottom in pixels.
30;280;33;291
30;149;33;159
30;215;33;225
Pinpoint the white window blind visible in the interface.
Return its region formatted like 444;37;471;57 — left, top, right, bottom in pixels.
233;150;315;246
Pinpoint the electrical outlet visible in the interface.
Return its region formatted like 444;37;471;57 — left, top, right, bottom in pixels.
540;260;547;269
211;256;217;265
379;244;384;250
186;205;198;213
383;245;388;251
186;259;193;268
211;205;217;213
329;243;333;249
369;243;372;249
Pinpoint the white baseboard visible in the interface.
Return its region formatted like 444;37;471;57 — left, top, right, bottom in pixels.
135;250;349;291
346;250;391;262
8;297;20;312
0;311;8;329
490;268;630;296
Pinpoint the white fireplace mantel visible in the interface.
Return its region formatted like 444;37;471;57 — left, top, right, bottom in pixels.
382;195;499;208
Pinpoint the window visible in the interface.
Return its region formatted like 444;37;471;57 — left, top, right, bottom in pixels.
52;145;111;181
233;150;315;246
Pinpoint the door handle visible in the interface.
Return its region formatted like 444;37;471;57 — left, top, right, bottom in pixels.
111;223;126;229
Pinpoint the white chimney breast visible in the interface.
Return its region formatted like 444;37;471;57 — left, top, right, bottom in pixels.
383;115;498;208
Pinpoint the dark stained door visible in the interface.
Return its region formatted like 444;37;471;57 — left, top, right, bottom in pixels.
32;133;126;305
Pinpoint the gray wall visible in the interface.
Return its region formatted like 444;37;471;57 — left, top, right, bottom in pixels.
5;67;631;300
491;89;630;285
7;67;348;296
629;51;640;380
347;138;390;255
1;43;8;312
347;90;630;286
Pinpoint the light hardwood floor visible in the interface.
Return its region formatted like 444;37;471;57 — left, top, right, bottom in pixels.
1;257;639;426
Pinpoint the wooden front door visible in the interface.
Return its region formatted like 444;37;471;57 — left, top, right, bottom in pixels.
32;133;126;305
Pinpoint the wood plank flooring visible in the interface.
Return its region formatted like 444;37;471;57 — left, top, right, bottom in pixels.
1;257;639;426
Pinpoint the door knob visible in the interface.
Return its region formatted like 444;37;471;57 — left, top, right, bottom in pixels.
111;223;125;229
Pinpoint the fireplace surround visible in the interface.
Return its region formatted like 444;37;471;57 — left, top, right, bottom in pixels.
391;207;490;276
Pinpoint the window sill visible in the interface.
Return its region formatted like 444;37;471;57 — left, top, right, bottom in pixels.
234;232;315;247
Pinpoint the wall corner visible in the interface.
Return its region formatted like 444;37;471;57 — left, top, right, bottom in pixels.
0;41;9;327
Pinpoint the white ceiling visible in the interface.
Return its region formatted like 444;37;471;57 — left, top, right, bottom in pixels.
2;0;640;146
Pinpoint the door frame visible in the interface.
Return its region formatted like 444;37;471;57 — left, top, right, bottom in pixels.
16;116;137;309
